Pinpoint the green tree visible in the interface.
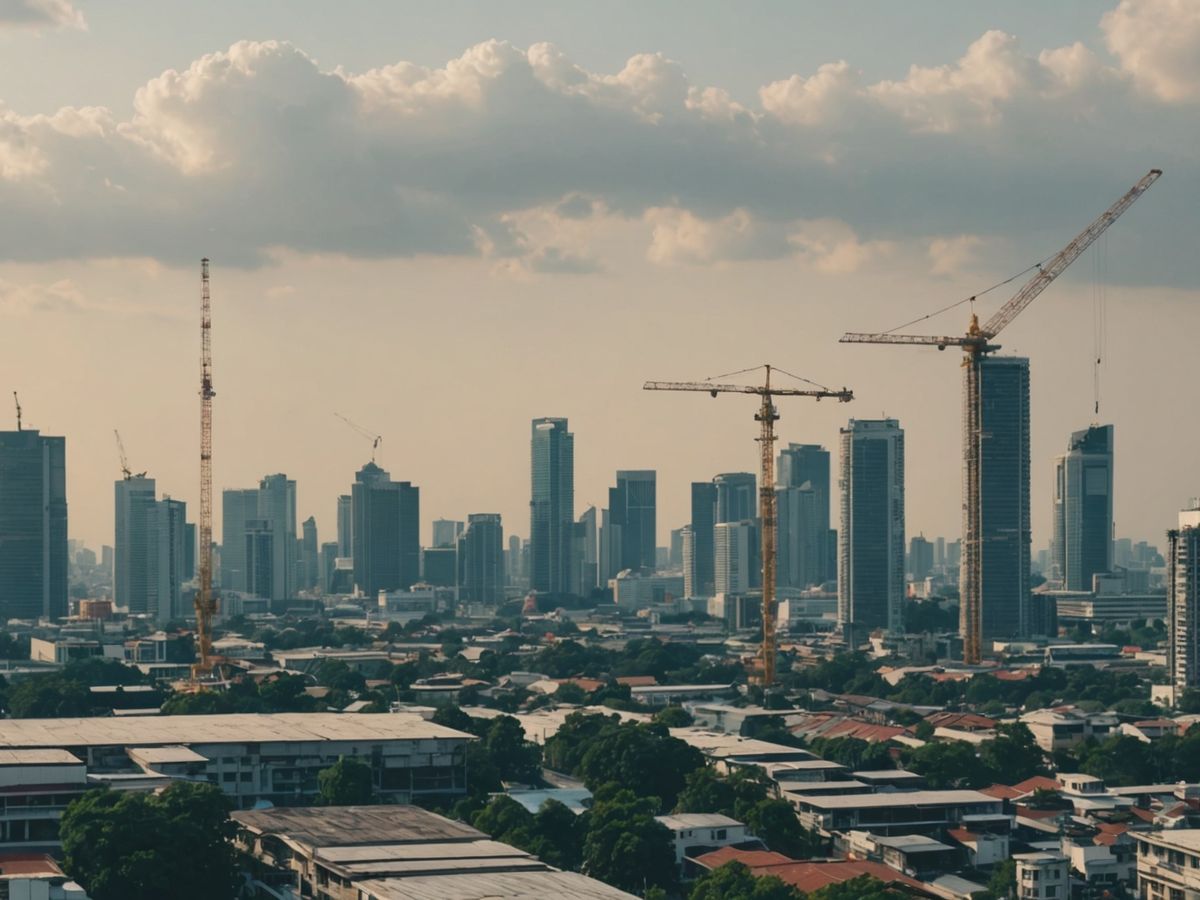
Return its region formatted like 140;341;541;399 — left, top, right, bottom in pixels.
653;705;694;728
582;785;677;894
982;859;1016;900
484;716;543;784
60;783;237;900
317;756;374;805
809;875;902;899
577;722;704;809
8;676;92;718
903;740;991;789
674;767;737;815
978;723;1046;784
689;862;803;900
745;799;824;858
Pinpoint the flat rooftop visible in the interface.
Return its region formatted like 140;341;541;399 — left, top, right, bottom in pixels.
0;749;82;766
233;805;483;849
1138;830;1200;852
792;790;1001;810
0;713;472;750
355;869;637;900
655;813;742;830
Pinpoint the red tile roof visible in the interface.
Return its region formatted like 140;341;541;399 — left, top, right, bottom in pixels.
981;784;1023;800
925;712;997;731
693;848;793;870
695;848;931;895
615;675;657;687
1012;775;1061;794
1015;806;1062;820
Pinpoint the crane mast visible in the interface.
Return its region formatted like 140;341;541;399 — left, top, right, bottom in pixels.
194;258;217;680
645;366;852;686
839;169;1161;665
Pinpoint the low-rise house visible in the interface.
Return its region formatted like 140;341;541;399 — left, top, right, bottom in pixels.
0;853;89;898
946;827;1009;868
691;847;935;897
1135;829;1200;898
1013;852;1069;900
789;790;1007;838
872;834;959;880
1021;707;1119;752
654;814;759;870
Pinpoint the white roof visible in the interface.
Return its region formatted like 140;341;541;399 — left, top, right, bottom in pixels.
655;813;742;830
0;713;472;749
791;790;1001;810
356;870;638;900
0;748;82;765
1138;829;1200;852
126;745;208;765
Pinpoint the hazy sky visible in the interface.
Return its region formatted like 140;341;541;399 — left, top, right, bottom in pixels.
1;0;1198;554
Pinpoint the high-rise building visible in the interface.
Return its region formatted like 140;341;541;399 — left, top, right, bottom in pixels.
777;485;822;590
714;472;756;524
908;535;934;582
245;519;274;601
421;547;457;587
573;506;598;595
1052;424;1113;592
507;535;522;586
351;462;420;597
432;519;464;549
319;542;338;594
839;419;905;640
336;494;353;559
714;521;756;594
669;529;684;568
978;356;1031;639
687;482;718;598
607;470;656;573
115;476;158;615
154;497;188;624
1168;506;1200;693
460;513;504;605
778;444;833;581
258;474;297;602
299;516;319;591
221;488;259;592
530;418;574;596
183;522;196;582
0;429;67;620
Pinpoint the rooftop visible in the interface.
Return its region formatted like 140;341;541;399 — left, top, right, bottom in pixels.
790;790;1000;810
0;749;82;766
355;870;637;899
0;713;472;749
655;813;742;830
234;805;483;849
1137;829;1200;852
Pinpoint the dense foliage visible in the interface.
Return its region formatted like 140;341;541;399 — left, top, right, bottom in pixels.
318;756;374;805
60;783;237;900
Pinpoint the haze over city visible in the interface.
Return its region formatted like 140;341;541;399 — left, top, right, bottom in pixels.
2;0;1198;553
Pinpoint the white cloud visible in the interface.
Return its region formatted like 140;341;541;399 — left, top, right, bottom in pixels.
0;0;84;29
760;61;861;126
0;277;84;313
1103;0;1200;102
928;235;985;275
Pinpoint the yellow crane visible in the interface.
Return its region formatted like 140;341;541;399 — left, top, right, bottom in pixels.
644;365;852;686
12;392;21;431
193;258;217;681
335;413;382;463
113;430;146;480
840;169;1162;665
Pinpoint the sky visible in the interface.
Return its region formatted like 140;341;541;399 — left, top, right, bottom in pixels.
1;0;1198;554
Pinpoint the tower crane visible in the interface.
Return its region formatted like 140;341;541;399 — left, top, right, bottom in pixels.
840;168;1161;665
13;392;21;431
113;430;146;480
335;413;382;463
645;365;852;686
193;258;217;681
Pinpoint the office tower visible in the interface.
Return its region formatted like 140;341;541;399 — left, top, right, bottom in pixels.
607;470;656;572
460;513;504;605
245;519;274;600
777;485;822;589
154;498;188;623
714;521;756;594
530;417;574;595
300;516;319;590
336;494;353;558
183;522;196;581
1168;506;1200;693
839;419;905;640
714;472;756;524
351;462;420;597
319;542;338;594
573;506;598;594
101;545;114;578
432;520;464;549
221;489;259;592
909;535;934;581
946;540;962;569
1114;538;1134;568
507;535;522;585
669;529;683;568
115;476;158;615
935;537;946;569
0;429;67;620
778;444;833;580
977;356;1031;639
682;527;697;597
258;474;297;602
1052;424;1114;592
422;547;457;587
688;482;718;598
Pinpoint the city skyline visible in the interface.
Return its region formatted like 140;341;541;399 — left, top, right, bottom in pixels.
2;1;1197;556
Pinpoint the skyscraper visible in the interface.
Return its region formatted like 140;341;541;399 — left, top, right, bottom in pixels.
300;516;319;590
154;497;188;623
0;428;67;620
351;462;420;597
839;419;905;641
336;494;353;558
714;521;756;594
460;513;504;605
573;506;598;594
115;476;158;614
221;488;259;592
608;470;656;572
530;418;574;596
777;444;833;581
245;519;274;601
1052;424;1114;592
978;356;1031;639
1169;506;1200;693
687;481;718;598
432;519;464;549
714;472;756;523
777;485;822;589
258;474;297;602
908;535;934;581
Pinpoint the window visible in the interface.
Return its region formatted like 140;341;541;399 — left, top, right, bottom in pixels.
715;829;727;841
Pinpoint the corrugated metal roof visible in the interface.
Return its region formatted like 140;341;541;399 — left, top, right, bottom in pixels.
356;870;638;899
233;805;483;849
